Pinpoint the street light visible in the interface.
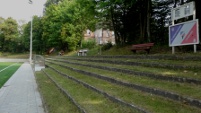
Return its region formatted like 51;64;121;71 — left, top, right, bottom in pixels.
29;1;33;64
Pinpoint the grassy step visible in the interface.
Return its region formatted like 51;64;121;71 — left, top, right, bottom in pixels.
47;58;201;84
35;71;80;113
42;70;87;113
63;58;200;79
46;61;201;109
110;59;201;67
43;67;142;113
56;57;200;70
46;60;201;100
58;56;201;67
56;54;201;61
45;63;201;113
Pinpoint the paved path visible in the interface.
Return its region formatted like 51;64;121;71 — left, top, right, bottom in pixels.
0;62;45;113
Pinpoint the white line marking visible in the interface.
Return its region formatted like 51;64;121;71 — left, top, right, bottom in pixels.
0;63;18;73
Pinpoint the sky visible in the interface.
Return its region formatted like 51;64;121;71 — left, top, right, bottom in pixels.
0;0;46;23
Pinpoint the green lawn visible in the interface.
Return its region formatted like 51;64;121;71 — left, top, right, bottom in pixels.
0;62;22;88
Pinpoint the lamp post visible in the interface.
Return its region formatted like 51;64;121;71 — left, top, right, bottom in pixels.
29;0;33;64
29;17;33;63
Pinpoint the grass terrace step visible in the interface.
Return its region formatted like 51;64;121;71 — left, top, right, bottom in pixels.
48;56;201;83
42;67;143;113
46;61;201;107
35;71;80;113
56;54;201;61
40;54;201;113
47;58;201;84
54;57;201;70
46;60;201;99
45;62;201;113
42;70;87;113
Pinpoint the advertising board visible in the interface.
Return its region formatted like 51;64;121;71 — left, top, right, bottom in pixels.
169;19;199;46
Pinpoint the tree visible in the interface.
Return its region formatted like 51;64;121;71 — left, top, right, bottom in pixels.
44;0;63;10
60;0;97;50
32;16;44;54
151;0;171;45
42;0;97;51
137;0;152;43
0;17;5;50
0;17;19;52
42;4;63;51
95;0;134;45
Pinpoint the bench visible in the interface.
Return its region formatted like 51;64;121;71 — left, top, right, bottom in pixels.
77;49;88;56
58;50;64;56
131;43;154;54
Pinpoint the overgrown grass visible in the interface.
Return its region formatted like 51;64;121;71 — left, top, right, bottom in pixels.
0;62;22;88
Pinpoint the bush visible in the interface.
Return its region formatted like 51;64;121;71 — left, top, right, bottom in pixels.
102;42;113;51
82;39;96;49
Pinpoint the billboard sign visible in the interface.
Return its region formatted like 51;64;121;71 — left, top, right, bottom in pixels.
169;19;199;46
171;1;195;20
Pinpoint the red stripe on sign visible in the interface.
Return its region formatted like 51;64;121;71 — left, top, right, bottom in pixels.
182;23;197;44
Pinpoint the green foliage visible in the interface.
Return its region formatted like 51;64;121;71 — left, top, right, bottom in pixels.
81;39;96;49
32;16;44;54
95;0;139;44
20;16;45;54
42;0;97;52
102;42;113;51
42;4;63;48
61;22;81;51
0;17;19;52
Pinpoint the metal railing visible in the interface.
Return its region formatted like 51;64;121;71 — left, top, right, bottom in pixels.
33;55;45;71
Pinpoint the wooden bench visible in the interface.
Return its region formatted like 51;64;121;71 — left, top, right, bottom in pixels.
131;43;154;54
77;49;88;56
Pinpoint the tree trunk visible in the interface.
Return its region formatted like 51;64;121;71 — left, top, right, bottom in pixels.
180;0;184;5
147;0;151;42
194;0;200;38
139;0;146;43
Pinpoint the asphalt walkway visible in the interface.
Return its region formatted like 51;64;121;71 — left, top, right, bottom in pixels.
0;62;45;113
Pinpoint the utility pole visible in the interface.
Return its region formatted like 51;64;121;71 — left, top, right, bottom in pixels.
29;1;33;64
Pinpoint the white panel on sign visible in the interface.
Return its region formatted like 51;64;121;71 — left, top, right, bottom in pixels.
171;1;195;20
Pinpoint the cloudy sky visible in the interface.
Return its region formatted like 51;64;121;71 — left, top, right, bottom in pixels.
0;0;46;22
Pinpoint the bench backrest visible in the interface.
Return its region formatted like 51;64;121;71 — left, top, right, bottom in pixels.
132;43;154;48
